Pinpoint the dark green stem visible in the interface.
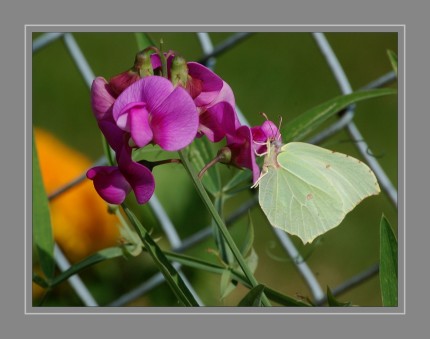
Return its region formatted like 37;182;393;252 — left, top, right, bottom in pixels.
198;154;223;180
138;158;181;171
158;39;168;79
121;203;199;306
178;150;271;306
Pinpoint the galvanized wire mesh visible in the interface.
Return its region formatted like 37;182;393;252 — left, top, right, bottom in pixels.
32;31;397;307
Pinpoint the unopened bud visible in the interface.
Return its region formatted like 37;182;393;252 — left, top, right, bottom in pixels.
108;69;140;97
217;147;232;164
170;55;188;87
134;49;154;77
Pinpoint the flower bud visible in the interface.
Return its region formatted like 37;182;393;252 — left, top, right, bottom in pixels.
170;55;188;87
217;146;232;164
108;49;157;97
108;69;140;98
134;49;154;77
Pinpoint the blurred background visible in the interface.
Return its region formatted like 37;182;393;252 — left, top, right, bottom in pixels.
32;32;397;307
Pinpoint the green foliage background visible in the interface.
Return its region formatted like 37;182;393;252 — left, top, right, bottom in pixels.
32;32;397;306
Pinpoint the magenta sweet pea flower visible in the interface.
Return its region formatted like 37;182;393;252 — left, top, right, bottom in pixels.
112;76;199;151
251;120;281;155
91;77;116;121
89;77;156;205
225;125;260;184
86;166;131;205
86;144;155;205
187;62;240;142
91;77;128;153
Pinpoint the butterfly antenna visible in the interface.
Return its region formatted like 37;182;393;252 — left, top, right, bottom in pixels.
277;115;283;141
259;112;270;121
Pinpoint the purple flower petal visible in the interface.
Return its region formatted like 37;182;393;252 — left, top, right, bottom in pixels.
199;101;238;142
117;146;155;204
260;120;281;141
196;80;240;142
86;166;131;205
151;85;199;151
251;120;281;154
113;77;174;122
150;53;174;74
205;81;237;111
91;77;116;120
116;102;153;148
227;126;260;184
187;62;223;106
97;119;127;153
108;70;140;98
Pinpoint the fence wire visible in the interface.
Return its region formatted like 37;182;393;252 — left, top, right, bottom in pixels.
32;31;397;307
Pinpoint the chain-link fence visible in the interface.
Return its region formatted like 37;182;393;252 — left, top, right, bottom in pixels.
31;31;398;308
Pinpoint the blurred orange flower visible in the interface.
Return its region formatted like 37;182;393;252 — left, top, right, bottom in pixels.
33;128;120;297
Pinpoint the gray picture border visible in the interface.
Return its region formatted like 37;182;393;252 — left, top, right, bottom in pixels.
1;0;424;337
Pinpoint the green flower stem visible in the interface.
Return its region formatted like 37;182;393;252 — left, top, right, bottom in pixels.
212;195;233;265
158;39;168;79
101;134;115;166
178;150;271;306
121;203;199;306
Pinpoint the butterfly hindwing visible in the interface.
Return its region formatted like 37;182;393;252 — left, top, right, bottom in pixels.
258;142;380;244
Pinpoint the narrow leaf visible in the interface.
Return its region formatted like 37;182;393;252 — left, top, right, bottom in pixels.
220;270;237;299
189;137;221;196
380;215;398;306
244;248;258;274
134;32;154;50
165;251;310;306
32;273;49;289
263;287;311;307
241;212;255;257
32;132;55;281
326;287;352;307
238;284;265;307
387;50;398;77
51;247;125;287
282;88;397;143
122;204;199;306
212;196;234;265
222;169;252;194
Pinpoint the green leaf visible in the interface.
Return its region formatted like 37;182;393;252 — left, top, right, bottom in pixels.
122;204;200;306
32;132;55;281
51;247;125;287
244;248;258;274
241;212;255;256
134;32;154;50
222;169;252;195
220;270;237;299
281;88;397;143
380;215;398;306
132;144;164;162
32;273;49;289
212;196;234;265
188;138;221;196
326;287;352;307
264;287;311;307
238;284;265;307
387;50;398;77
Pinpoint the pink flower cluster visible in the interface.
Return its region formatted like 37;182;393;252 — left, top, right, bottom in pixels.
87;49;280;205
